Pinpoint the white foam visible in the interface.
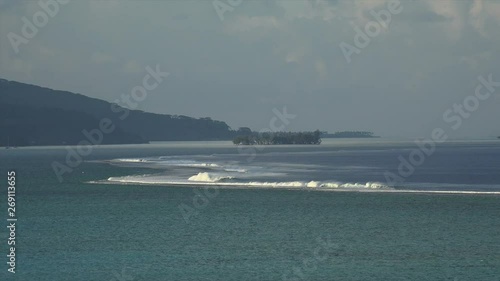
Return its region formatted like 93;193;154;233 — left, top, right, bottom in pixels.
307;181;321;188
320;181;387;189
112;158;220;168
224;168;247;173
115;158;147;163
188;172;233;182
105;175;390;190
155;160;220;167
99;177;500;195
101;175;500;195
246;181;307;187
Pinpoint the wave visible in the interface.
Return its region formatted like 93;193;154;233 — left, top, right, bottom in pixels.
188;172;234;182
171;162;219;167
112;158;219;168
101;156;500;195
95;177;500;195
105;174;390;190
319;181;388;189
224;168;247;173
242;181;388;189
115;158;147;163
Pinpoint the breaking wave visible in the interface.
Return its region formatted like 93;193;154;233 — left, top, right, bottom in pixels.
188;172;234;182
115;158;147;163
105;174;390;190
103;156;392;190
90;145;500;195
96;177;500;194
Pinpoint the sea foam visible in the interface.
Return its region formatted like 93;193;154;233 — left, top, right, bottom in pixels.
106;174;390;190
188;172;233;182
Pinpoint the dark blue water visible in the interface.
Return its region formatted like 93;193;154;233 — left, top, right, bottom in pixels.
1;139;499;280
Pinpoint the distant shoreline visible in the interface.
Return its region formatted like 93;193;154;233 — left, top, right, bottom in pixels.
321;136;381;139
321;131;379;138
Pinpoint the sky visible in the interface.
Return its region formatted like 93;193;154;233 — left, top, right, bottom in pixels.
1;0;499;138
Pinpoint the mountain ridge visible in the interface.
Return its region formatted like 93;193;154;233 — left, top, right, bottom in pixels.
0;78;237;146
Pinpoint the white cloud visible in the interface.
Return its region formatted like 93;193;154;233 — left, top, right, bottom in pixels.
469;0;500;38
470;0;486;36
422;0;466;40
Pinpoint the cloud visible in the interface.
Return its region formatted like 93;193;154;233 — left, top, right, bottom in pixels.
469;0;500;38
419;0;500;39
421;0;467;40
470;0;486;36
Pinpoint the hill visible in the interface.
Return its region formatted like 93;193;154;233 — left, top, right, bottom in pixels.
0;103;145;146
0;79;236;146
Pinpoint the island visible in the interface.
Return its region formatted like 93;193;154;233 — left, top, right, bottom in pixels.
233;130;322;145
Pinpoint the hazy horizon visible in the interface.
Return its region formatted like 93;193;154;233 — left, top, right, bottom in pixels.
1;0;499;138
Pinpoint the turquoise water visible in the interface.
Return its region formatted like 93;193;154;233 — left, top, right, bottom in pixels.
1;140;500;280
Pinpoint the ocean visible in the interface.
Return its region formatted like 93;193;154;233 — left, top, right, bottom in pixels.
1;139;499;280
